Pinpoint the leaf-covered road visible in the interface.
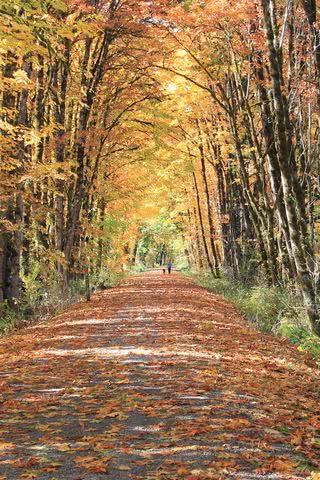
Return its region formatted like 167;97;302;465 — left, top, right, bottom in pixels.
0;272;319;480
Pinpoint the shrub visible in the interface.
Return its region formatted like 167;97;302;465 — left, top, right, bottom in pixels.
0;301;18;334
191;272;320;364
129;264;147;273
91;269;126;289
242;287;287;332
1;266;125;335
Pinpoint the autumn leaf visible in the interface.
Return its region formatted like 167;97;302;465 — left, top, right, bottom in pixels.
55;443;71;452
258;459;298;473
19;472;38;480
226;418;251;429
74;455;112;473
116;465;131;471
311;474;320;480
0;442;15;451
291;431;304;446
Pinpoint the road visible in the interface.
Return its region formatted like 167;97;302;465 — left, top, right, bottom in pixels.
0;271;319;479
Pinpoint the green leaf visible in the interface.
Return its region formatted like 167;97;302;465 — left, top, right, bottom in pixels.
46;0;68;13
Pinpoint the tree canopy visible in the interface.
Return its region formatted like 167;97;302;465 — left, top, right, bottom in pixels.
1;0;320;335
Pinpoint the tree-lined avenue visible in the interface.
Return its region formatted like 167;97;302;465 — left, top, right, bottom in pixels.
0;272;319;479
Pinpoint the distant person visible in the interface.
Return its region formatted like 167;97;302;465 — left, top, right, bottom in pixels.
167;261;172;274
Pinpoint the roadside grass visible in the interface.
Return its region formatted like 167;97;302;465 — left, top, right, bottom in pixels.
191;272;320;364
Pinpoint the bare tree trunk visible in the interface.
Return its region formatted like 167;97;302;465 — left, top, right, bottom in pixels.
52;41;71;276
192;172;216;276
198;139;220;276
301;0;320;109
64;32;113;282
1;59;32;309
262;0;320;335
254;54;296;280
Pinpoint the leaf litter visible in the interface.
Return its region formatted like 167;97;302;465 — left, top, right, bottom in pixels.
0;271;319;480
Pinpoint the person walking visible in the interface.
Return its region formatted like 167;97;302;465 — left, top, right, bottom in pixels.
167;261;172;274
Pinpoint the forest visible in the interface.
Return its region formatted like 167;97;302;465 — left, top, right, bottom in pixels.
2;2;320;479
1;0;320;350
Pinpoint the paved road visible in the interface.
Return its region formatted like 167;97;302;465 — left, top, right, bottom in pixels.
0;272;319;479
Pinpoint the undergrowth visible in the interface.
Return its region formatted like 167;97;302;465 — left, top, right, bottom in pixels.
0;269;127;335
191;272;320;363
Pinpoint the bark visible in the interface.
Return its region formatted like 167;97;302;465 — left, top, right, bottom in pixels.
186;208;200;269
0;59;31;309
254;53;296;279
301;0;320;109
64;32;113;278
227;109;272;282
97;198;106;274
193;207;204;270
22;202;31;276
232;68;279;284
34;59;50;251
52;41;71;275
197;133;220;276
192;172;216;276
206;136;234;270
0;232;5;304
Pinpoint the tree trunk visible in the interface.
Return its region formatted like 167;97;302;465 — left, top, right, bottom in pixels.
198;135;220;276
52;41;71;276
192;172;216;276
262;0;320;335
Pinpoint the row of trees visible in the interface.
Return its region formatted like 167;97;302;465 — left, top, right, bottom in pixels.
0;0;166;311
162;0;320;335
